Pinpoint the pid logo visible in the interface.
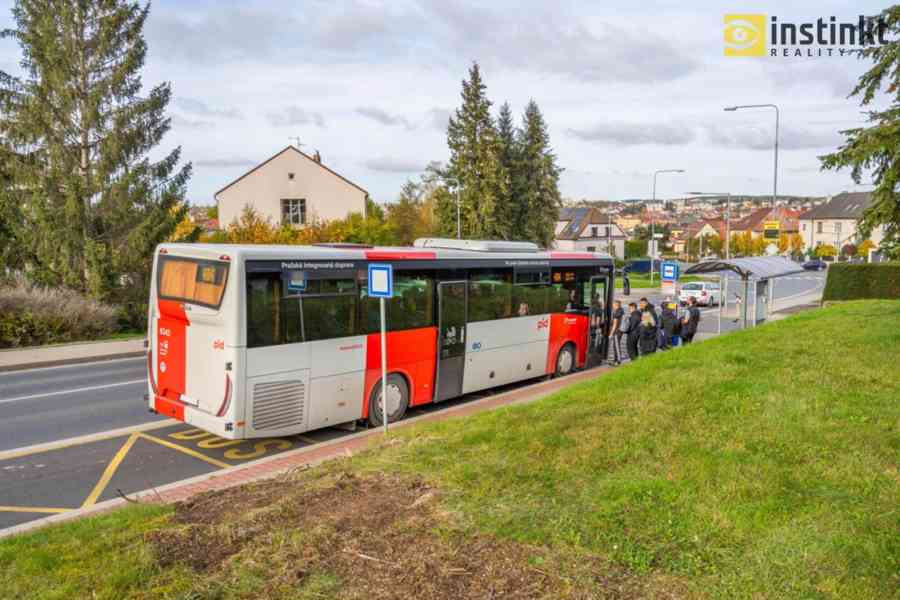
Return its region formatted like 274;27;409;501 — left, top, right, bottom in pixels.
537;318;549;330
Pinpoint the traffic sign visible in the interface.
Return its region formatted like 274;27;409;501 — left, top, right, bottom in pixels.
368;263;394;435
367;263;393;298
661;261;679;281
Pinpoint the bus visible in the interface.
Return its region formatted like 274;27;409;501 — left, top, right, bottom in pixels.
147;238;615;439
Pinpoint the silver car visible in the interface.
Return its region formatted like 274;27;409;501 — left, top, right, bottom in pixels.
679;281;721;306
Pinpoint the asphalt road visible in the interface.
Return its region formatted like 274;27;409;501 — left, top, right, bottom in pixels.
0;357;160;452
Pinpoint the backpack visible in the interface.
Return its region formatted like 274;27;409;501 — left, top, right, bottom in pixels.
618;312;631;334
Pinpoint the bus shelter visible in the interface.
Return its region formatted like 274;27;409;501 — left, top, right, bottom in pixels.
684;257;806;330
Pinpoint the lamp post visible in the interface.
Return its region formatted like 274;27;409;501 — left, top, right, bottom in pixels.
650;169;685;283
724;104;779;208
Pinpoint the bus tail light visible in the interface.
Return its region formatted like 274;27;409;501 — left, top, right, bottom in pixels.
216;373;233;417
146;350;158;395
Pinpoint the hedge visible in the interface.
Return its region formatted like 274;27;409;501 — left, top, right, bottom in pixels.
822;262;900;301
0;277;118;348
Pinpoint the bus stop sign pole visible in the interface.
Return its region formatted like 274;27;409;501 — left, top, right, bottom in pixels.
367;264;393;434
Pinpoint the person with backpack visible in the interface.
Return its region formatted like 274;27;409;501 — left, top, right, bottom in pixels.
638;311;658;355
609;300;625;365
681;296;701;344
660;301;679;350
624;302;641;361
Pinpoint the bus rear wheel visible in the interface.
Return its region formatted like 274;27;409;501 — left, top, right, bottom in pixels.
368;374;409;427
555;344;576;377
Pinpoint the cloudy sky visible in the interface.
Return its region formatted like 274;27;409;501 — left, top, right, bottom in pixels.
0;0;890;206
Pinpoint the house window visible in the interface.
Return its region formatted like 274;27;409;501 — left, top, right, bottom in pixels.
586;246;596;252
834;222;842;235
801;224;806;232
287;172;295;181
604;226;610;238
590;226;598;237
816;222;823;234
281;198;306;226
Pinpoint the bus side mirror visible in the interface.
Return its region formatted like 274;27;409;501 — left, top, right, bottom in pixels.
623;276;631;296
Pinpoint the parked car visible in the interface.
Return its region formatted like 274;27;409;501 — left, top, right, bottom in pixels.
679;281;721;306
802;259;827;271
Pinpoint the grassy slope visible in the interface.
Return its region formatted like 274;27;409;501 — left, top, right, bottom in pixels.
2;301;898;599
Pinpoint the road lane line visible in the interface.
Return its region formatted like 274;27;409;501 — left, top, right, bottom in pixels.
0;379;145;404
0;506;70;514
81;433;141;508
138;432;232;469
0;354;145;376
0;420;176;462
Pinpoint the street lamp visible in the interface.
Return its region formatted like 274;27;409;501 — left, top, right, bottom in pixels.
724;104;779;208
688;192;732;260
650;169;685;283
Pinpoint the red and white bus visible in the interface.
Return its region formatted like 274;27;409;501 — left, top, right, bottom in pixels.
147;238;615;439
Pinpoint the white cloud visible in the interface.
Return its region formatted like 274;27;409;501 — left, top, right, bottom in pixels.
364;157;427;173
265;106;326;128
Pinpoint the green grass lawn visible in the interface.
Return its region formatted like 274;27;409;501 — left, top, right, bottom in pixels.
2;301;898;599
617;274;704;289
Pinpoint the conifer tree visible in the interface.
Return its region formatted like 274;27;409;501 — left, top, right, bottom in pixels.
496;102;519;237
0;0;190;301
439;63;508;239
516;100;561;247
821;6;900;258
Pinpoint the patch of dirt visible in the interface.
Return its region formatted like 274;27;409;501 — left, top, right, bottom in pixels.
147;471;686;599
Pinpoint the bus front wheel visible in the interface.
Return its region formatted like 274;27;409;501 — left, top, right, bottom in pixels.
368;374;409;427
555;344;576;377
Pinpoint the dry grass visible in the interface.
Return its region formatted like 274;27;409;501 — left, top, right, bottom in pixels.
0;275;119;348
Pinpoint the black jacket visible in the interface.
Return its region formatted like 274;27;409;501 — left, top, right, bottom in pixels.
626;311;642;337
638;322;657;353
682;306;701;335
661;308;678;337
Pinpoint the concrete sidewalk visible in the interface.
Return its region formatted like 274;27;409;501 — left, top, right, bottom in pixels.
0;366;610;540
0;337;146;372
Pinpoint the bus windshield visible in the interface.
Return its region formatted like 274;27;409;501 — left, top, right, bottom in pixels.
158;256;229;309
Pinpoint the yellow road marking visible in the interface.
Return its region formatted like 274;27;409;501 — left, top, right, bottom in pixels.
0;420;176;462
82;432;140;508
138;432;231;469
0;506;70;514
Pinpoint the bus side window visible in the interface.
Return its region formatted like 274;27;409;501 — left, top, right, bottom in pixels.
468;269;513;322
513;271;549;316
359;272;433;333
246;274;302;348
302;277;357;342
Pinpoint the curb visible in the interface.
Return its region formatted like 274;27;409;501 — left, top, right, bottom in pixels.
0;338;146;373
0;366;609;540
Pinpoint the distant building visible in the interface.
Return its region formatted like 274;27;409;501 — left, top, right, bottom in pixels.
797;191;884;252
729;206;800;240
555;207;627;258
215;146;368;229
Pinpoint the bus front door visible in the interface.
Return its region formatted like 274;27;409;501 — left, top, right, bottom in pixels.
435;280;467;401
587;275;608;364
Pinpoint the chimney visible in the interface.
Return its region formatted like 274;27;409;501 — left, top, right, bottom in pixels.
313;150;321;163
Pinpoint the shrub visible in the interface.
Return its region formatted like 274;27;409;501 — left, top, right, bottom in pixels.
822;262;900;301
0;277;119;348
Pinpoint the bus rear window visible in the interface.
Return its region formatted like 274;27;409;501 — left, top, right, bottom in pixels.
158;256;228;309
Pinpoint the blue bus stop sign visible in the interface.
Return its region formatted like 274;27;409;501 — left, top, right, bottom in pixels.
661;262;679;282
368;263;393;298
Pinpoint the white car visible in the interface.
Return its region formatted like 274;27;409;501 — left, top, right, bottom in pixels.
679;281;721;306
